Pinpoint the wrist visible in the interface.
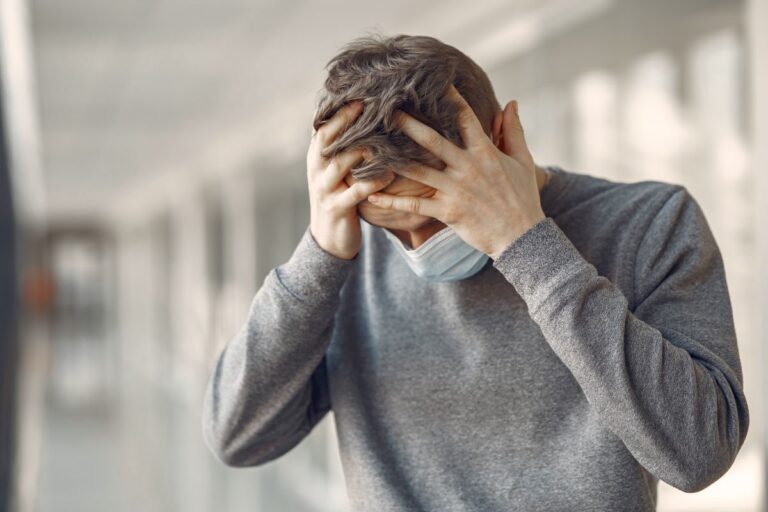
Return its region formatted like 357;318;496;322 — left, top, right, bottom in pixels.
489;213;547;261
309;223;358;261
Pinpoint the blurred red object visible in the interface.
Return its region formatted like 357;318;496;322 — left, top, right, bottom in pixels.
21;267;55;314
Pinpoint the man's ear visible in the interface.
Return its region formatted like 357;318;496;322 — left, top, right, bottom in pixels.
491;109;503;149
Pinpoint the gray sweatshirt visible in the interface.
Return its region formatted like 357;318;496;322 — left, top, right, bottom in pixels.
201;165;749;511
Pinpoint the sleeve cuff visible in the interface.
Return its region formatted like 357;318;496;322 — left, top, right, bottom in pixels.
491;217;590;311
275;224;358;305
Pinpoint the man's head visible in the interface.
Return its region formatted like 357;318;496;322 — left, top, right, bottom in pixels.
312;33;503;232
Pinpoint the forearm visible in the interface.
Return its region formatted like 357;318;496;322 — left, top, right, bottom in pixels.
492;217;749;492
531;264;744;492
202;225;356;466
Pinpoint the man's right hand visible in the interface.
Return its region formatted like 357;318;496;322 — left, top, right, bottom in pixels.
307;100;394;260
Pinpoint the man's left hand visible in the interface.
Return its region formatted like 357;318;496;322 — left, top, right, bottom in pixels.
366;83;546;260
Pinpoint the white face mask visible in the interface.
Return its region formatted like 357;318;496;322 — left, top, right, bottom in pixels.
382;225;490;282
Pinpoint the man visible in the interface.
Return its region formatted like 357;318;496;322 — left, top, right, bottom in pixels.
202;34;749;511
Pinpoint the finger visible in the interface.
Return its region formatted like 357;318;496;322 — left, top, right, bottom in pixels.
492;110;503;149
392;162;453;192
446;83;487;149
394;110;465;166
501;100;532;161
315;100;364;150
366;192;442;219
320;146;367;191
335;174;394;210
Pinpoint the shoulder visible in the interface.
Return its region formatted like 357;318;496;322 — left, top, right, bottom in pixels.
626;179;690;213
629;181;721;309
625;180;707;245
574;170;687;212
553;167;695;246
550;166;686;219
578;174;709;262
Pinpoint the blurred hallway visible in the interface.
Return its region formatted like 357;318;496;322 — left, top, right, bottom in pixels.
2;0;768;510
36;401;128;512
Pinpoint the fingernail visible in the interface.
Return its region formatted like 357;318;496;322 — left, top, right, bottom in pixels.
512;100;518;114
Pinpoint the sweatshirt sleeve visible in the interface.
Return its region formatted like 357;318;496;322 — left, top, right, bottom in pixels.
491;185;749;493
202;224;357;467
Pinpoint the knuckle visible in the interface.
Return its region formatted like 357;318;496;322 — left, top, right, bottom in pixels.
456;186;471;202
464;160;481;177
360;175;380;189
406;198;421;214
480;138;497;154
479;149;495;165
324;158;339;177
442;203;459;224
407;165;424;180
344;182;362;199
340;105;360;125
352;188;368;204
342;148;361;168
316;127;332;146
338;147;359;165
425;130;444;151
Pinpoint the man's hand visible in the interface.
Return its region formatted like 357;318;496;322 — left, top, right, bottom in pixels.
307;100;395;260
366;84;545;260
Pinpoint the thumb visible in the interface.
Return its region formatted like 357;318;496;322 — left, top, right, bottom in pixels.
501;100;532;162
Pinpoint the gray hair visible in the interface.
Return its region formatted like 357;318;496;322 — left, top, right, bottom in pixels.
312;32;501;180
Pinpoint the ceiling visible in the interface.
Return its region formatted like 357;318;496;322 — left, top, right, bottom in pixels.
27;0;581;223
